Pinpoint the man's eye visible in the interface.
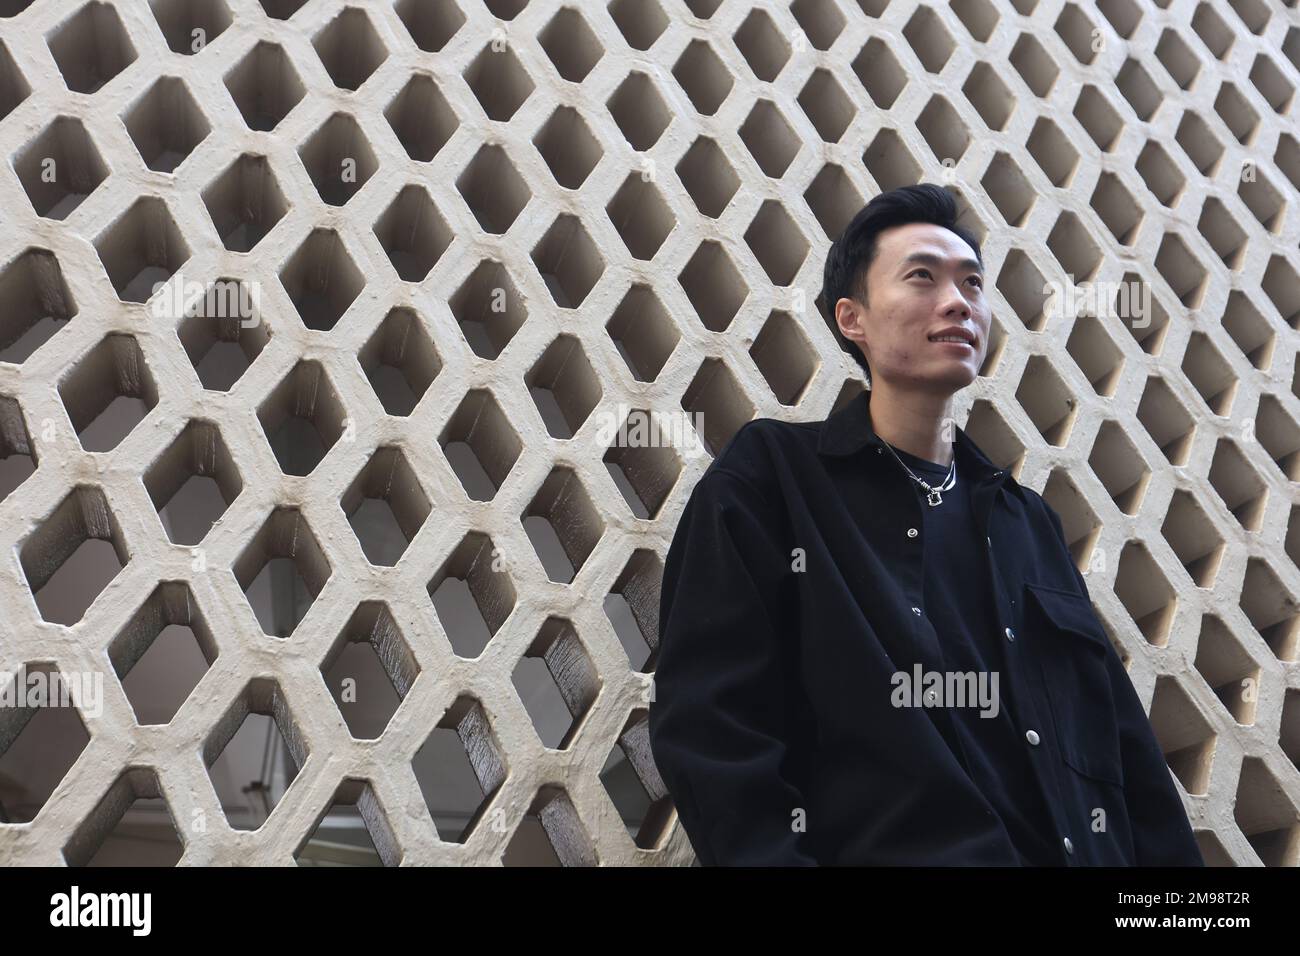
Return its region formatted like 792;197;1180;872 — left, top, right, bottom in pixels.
968;276;983;288
910;269;931;279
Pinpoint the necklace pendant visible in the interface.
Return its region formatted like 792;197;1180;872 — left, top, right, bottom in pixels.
927;488;943;506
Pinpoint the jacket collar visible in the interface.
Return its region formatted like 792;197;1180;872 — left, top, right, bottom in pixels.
816;387;1027;504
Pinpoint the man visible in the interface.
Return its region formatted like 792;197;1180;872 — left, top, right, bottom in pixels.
647;183;1204;866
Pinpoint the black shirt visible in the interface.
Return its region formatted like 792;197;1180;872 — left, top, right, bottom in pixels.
648;389;1205;866
889;444;1060;866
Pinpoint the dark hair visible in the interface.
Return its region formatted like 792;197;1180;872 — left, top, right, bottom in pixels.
820;184;984;382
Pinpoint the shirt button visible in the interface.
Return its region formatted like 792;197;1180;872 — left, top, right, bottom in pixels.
907;527;918;538
1025;729;1040;746
986;536;991;548
1063;836;1074;854
1004;626;1015;642
912;606;922;616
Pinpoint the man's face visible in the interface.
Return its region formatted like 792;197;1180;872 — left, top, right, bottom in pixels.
836;222;990;395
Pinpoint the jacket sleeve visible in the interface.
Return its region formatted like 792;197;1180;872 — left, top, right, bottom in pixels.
1041;499;1204;866
648;466;818;866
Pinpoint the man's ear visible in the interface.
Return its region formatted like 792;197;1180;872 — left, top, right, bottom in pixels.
835;297;866;348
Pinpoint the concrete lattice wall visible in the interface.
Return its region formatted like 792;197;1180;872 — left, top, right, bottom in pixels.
1;0;1299;865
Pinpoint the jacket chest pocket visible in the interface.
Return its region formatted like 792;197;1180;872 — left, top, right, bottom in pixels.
1025;582;1125;787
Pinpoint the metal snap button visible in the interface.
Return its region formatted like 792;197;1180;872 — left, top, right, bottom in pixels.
1004;626;1015;642
1025;729;1040;746
907;527;918;538
912;606;922;616
1063;836;1074;854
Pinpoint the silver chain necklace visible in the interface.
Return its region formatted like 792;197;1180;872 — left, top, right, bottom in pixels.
882;441;956;506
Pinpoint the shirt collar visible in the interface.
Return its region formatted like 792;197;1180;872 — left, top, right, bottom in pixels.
816;387;1028;504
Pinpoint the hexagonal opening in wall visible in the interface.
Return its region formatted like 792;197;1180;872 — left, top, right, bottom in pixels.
394;0;465;52
341;446;431;567
606;284;679;383
1136;375;1196;466
1147;676;1216;797
176;278;271;391
313;6;387;92
675;135;739;219
1114;541;1177;647
681;358;754;458
1040;470;1100;571
204;678;309;830
512;617;599;751
59;333;159;453
439;389;521;502
502;785;597;866
962;400;1026;477
279;229;364;331
321;603;419;740
144;419;242;546
531;214;604;309
673;38;731;116
1089;419;1151;516
740;100;800;179
745;200;809;286
428;532;517;659
609;0;667;50
358;307;440;416
20;485;129;626
149;0;231;56
386;73;458;162
93;197;191;303
1232;757;1300;866
852;37;907;111
1194;613;1261;726
449;260;528;359
225;40;305;131
600;710;672;849
606;173;675;262
751;311;817;406
534;105;603;189
526;334;601;439
233;507;331;639
963;62;1013;132
539;6;602;83
413;695;507;844
374;184;451;282
0;247;78;365
1240;557;1299;662
679;240;747;333
299;112;378;206
0;39;31;123
0;394;37;503
109;582;218;726
63;768;183;866
818;148;873;226
915;95;971;167
1222;290;1274;371
258;0;309;16
0;663;92;824
1160;489;1225;589
14;116;108;220
257;360;346;476
1207;437;1267;533
734;8;789;83
1064;313;1124;397
607;71;670;150
1182;331;1237;416
48;1;137;94
202;154;289;253
522;466;604;584
295;778;401;866
463;42;534;122
1254;395;1300;482
605;549;664;672
456;143;531;235
122;76;210;173
603;407;683;521
798;68;852;142
1015;354;1079;447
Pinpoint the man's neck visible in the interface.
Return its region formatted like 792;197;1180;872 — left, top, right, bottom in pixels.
868;380;956;468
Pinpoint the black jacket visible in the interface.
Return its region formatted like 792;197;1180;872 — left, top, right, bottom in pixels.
647;388;1204;866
